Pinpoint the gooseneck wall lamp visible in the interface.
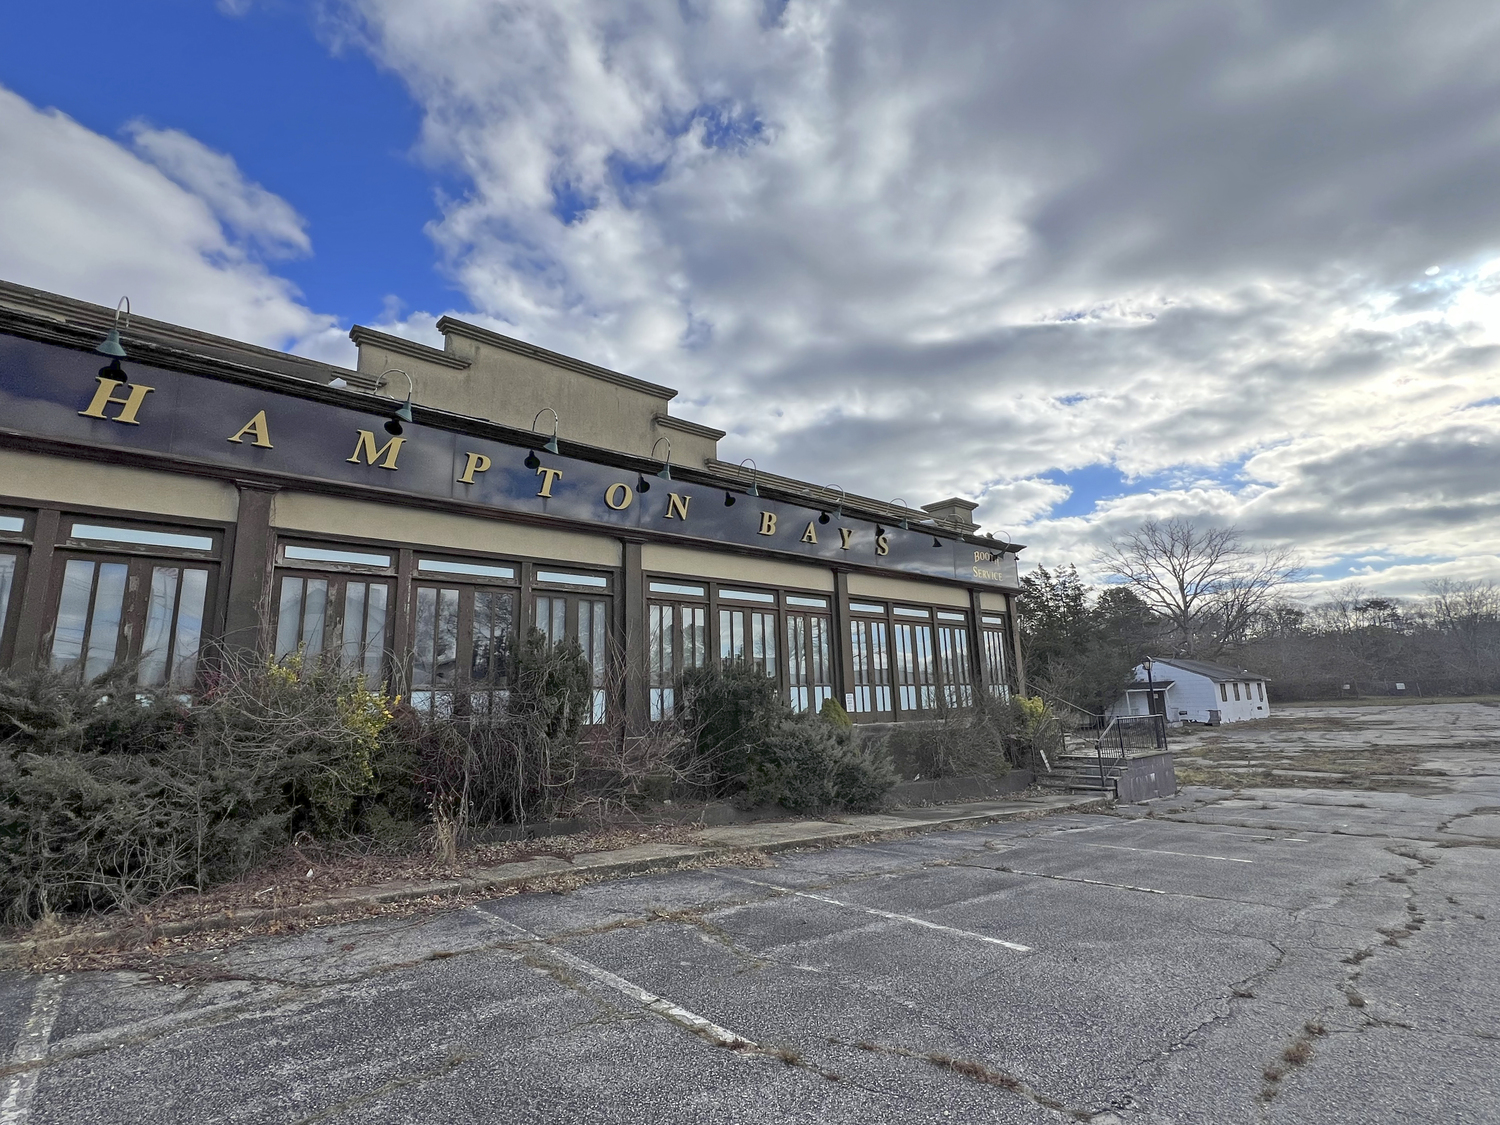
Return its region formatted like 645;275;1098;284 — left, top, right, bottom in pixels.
890;498;914;532
727;458;759;506
651;437;672;482
818;485;845;525
379;369;415;436
95;297;130;359
526;407;560;469
95;297;131;381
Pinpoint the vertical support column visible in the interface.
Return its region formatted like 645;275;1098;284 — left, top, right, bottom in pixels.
391;546;414;692
832;569;855;714
10;508;60;668
622;539;648;734
221;484;278;656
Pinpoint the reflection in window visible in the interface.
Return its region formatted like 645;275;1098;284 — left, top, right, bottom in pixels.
935;621;973;706
786;613;833;714
850;618;891;715
412;586;461;715
893;621;937;712
0;552;17;642
981;619;1011;700
51;559;128;681
649;601;705;720
274;575;389;681
138;566;209;688
411;584;514;718
534;595;567;645
275;576;329;659
339;582;389;681
577;598;608;723
719;607;776;679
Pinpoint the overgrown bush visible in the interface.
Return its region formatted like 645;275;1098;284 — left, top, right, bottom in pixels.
880;694;1020;780
683;662;895;812
743;716;895;813
0;657;406;924
411;628;593;832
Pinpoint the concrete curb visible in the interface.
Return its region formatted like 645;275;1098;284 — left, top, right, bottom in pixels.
0;793;1109;965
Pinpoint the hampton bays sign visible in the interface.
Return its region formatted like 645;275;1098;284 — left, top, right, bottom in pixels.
0;333;1020;589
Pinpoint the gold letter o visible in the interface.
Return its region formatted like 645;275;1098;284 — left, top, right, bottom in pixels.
604;482;634;510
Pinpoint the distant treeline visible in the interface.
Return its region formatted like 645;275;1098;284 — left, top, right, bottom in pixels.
1020;566;1500;711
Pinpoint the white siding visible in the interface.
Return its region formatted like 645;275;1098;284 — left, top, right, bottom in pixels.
1110;663;1272;724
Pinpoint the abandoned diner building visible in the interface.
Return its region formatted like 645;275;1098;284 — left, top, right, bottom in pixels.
0;280;1024;730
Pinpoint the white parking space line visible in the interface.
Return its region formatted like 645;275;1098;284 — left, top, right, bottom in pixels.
1079;843;1253;863
0;975;64;1125
730;877;1032;953
469;907;756;1049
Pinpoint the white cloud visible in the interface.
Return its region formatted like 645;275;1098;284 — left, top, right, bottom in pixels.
308;2;1500;595
125;121;312;258
0;85;345;360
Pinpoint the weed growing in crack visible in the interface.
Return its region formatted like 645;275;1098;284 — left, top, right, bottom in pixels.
1231;985;1255;999
1347;989;1367;1008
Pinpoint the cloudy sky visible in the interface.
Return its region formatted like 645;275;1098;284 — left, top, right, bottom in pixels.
4;1;1500;598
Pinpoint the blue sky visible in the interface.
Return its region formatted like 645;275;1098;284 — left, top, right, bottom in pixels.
3;1;1500;603
0;0;448;323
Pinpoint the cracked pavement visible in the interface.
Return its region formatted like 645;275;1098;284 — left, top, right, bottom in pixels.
2;704;1498;1123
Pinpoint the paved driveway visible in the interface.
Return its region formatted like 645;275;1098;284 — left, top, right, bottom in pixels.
2;729;1497;1123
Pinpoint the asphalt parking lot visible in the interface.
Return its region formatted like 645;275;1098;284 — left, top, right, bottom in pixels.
2;709;1498;1124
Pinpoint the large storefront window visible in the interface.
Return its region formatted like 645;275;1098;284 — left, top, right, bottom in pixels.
849;602;893;719
409;557;518;717
892;606;937;713
533;571;612;724
648;581;707;720
935;611;974;706
46;519;219;688
718;588;777;679
273;543;394;682
0;511;27;666
980;613;1011;699
785;594;834;714
851;600;978;720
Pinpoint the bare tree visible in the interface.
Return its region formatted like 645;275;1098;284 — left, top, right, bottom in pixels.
1095;518;1300;657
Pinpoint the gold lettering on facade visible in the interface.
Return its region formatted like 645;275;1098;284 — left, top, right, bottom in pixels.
227;410;273;448
665;493;691;520
604;482;634;510
347;429;406;470
757;511;778;536
800;521;817;544
79;377;155;426
535;466;564;497
457;451;491;484
876;534;890;556
838;527;854;550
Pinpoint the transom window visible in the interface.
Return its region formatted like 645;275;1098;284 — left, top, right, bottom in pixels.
281;543;393;570
70;523;215;553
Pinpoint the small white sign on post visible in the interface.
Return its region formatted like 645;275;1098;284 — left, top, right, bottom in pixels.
1395;682;1405;691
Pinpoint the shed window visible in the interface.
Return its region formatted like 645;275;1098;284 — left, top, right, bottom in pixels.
1257;682;1264;701
1220;683;1228;702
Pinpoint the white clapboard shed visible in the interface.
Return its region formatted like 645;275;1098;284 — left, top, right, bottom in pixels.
1109;657;1271;725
